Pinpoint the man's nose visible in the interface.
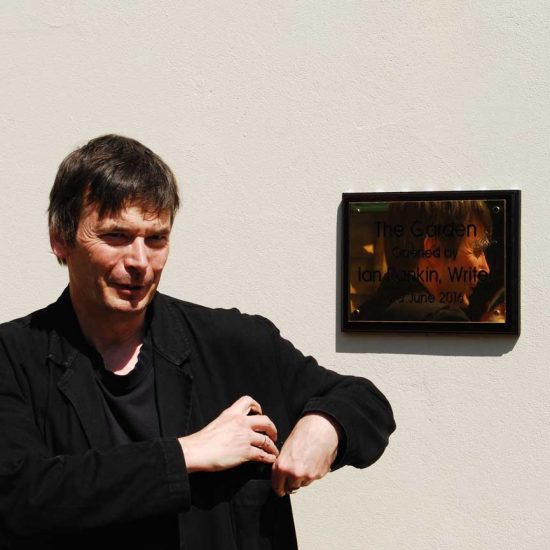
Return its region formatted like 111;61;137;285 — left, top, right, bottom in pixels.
479;253;490;274
125;238;148;270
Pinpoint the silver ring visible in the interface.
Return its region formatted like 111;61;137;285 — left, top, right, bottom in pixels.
260;434;267;449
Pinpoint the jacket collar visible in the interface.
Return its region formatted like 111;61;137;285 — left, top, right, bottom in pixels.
149;292;192;366
47;287;192;368
46;288;90;370
47;288;194;444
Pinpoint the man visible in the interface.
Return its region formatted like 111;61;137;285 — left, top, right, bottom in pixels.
353;200;495;322
0;135;395;549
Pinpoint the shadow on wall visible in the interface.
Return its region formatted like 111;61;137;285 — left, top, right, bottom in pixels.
333;202;518;357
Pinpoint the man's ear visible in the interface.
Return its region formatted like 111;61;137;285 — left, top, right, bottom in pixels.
50;232;69;263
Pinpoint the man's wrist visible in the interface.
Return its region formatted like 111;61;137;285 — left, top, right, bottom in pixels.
178;436;200;473
300;412;340;458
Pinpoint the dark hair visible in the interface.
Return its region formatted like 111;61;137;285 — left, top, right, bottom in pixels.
384;200;492;270
48;134;180;253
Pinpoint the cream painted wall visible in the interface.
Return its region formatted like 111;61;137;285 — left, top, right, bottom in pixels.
1;2;549;548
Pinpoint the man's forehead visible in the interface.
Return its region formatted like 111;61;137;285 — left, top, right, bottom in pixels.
83;202;172;228
460;217;487;236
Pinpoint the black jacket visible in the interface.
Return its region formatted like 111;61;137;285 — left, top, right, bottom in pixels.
0;290;395;549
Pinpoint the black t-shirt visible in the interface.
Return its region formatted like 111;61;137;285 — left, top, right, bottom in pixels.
93;334;160;445
86;332;179;549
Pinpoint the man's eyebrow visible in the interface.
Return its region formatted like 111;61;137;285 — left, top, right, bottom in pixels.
149;228;171;236
99;222;171;234
98;222;143;233
472;236;491;249
99;223;128;232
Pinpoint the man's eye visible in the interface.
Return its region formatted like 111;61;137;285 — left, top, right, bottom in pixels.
103;233;127;243
473;246;488;258
147;235;168;245
472;245;482;257
472;238;491;257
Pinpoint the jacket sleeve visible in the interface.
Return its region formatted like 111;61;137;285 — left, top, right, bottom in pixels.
264;319;396;470
0;339;190;537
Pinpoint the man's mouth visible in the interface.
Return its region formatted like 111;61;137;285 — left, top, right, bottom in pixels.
112;283;149;292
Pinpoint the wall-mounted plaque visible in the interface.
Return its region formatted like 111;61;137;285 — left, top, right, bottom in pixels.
342;190;520;334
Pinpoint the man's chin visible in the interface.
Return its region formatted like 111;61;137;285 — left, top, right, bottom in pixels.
461;289;473;308
107;287;155;312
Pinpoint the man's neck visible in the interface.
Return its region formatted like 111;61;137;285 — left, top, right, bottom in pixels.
70;293;147;375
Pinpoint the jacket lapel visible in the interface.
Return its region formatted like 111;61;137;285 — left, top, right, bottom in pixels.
150;293;194;438
47;291;110;449
154;354;193;437
56;353;110;449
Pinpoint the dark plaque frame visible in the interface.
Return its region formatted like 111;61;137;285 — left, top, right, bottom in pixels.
342;190;520;334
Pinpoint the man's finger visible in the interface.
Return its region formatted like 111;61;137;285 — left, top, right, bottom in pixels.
252;448;278;464
284;478;303;494
229;395;262;416
271;464;288;497
253;432;279;457
248;415;277;442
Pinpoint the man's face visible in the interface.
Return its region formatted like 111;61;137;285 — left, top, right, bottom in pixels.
57;203;171;317
430;222;491;308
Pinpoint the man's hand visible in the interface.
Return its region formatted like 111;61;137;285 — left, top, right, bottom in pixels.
179;395;279;473
271;412;341;497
